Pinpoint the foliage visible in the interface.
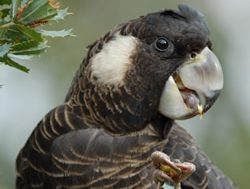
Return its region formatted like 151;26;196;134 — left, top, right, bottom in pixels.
0;0;73;72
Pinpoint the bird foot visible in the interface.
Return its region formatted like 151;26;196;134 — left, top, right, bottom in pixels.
151;151;196;189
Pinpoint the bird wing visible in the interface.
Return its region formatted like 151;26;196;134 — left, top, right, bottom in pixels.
16;105;163;189
44;128;156;188
163;124;236;189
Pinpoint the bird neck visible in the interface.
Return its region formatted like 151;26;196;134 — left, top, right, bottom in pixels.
67;76;169;135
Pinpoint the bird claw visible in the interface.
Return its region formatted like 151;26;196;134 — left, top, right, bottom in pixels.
151;151;196;188
153;169;175;186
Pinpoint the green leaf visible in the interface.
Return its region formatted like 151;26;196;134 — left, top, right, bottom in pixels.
0;8;11;20
11;0;30;18
0;56;29;72
11;40;40;50
0;0;11;5
38;29;74;38
52;8;72;21
0;28;11;42
16;24;44;42
8;53;33;60
12;41;48;55
0;43;11;57
11;0;21;19
17;0;57;24
1;0;73;73
11;40;39;50
0;25;14;41
6;24;44;43
20;0;30;6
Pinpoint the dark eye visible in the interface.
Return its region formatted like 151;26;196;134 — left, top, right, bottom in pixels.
155;37;169;52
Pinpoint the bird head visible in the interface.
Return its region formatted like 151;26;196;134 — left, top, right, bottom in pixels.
69;5;223;133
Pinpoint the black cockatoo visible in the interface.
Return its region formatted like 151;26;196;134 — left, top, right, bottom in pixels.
16;5;236;189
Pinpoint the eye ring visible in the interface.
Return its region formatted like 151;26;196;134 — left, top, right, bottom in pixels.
154;37;169;52
190;52;197;58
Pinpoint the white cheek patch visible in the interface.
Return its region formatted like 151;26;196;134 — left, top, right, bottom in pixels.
90;33;138;85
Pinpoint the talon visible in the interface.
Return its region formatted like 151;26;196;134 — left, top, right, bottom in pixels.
153;169;175;186
176;162;196;172
175;162;196;180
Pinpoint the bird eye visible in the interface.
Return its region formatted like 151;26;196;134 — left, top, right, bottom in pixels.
190;52;197;58
155;37;169;52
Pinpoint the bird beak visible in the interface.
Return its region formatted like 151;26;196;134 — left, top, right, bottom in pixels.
159;47;223;120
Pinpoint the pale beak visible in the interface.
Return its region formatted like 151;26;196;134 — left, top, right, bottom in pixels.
159;47;223;120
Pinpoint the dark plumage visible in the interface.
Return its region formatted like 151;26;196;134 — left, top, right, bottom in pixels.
16;5;236;189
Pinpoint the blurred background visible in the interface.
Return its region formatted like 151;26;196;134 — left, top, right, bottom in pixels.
0;0;249;188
